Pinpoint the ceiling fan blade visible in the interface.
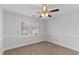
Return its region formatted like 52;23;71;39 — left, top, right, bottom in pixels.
48;15;52;17
49;9;59;12
39;15;42;18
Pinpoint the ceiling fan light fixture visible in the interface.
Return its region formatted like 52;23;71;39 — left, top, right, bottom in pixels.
37;4;59;18
41;13;45;16
45;13;48;16
41;13;49;17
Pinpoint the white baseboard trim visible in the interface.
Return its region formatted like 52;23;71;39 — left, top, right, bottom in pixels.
47;40;79;52
3;40;45;51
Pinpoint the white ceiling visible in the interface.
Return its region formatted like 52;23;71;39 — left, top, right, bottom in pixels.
0;4;79;19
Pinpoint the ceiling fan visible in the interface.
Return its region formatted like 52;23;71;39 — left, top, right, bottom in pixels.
38;4;59;18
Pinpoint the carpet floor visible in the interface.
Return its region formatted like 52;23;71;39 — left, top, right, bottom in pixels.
3;41;79;55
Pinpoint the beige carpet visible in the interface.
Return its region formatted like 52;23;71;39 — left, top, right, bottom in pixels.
3;41;79;55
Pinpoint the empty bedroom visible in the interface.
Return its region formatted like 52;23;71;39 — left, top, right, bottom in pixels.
0;4;79;55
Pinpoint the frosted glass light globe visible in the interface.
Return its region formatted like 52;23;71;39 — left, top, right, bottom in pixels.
41;14;45;16
45;13;48;16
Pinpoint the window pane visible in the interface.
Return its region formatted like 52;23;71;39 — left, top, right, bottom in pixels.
21;20;38;37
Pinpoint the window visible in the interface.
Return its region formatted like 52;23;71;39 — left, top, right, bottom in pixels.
21;19;38;37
